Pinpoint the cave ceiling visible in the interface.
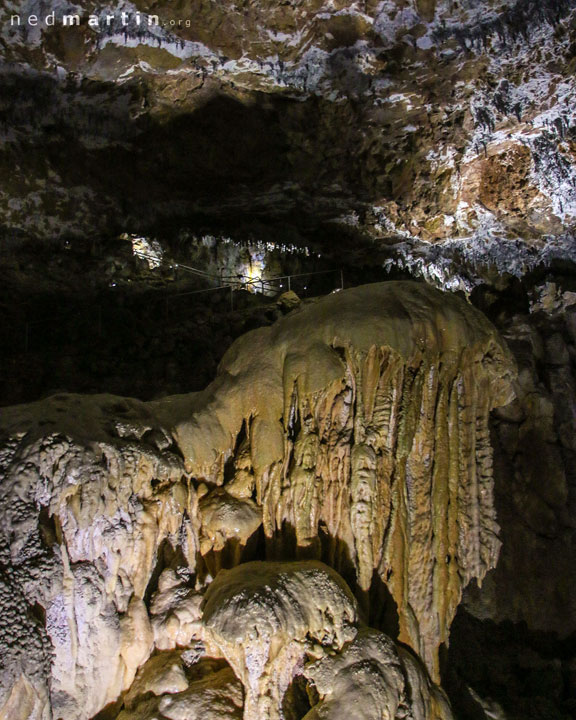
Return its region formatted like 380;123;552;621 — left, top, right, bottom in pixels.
1;3;576;720
1;0;576;265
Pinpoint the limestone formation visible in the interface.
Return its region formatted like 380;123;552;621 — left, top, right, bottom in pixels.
201;561;452;720
303;628;452;720
118;654;244;720
0;282;516;718
162;281;515;677
2;1;575;717
202;561;358;720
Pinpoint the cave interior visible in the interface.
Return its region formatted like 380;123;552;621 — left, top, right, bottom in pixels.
0;1;576;719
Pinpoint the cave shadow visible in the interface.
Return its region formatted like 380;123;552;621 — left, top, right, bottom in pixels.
0;67;396;239
440;396;576;720
189;515;400;641
441;609;576;720
143;537;190;607
262;520;400;640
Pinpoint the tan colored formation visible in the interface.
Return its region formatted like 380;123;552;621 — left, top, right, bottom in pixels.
120;561;452;720
202;561;358;720
162;281;515;677
0;282;516;718
303;628;452;720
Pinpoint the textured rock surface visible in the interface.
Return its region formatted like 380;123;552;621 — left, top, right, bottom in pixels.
440;277;576;720
168;281;515;677
118;562;452;720
202;561;358;720
1;2;576;717
303;628;452;720
118;655;244;720
0;281;515;718
202;561;452;720
2;0;576;267
0;394;195;719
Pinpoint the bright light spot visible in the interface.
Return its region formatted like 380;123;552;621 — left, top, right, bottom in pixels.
243;258;265;292
248;265;262;283
123;233;164;269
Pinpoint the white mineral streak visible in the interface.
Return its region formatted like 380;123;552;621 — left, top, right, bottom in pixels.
0;396;197;719
0;282;516;718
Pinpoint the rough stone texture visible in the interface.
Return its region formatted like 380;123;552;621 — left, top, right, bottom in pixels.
202;561;452;720
2;0;576;266
118;654;244;720
0;282;515;718
118;562;452;720
0;394;195;720
1;2;576;718
202;561;358;720
303;628;452;720
435;276;576;720
169;281;515;678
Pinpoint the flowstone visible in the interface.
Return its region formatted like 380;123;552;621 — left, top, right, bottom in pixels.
0;282;515;718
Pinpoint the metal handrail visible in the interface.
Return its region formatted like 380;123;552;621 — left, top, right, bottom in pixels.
13;257;345;353
133;249;343;293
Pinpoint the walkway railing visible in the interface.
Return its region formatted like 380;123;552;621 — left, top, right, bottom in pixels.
133;249;344;298
7;263;345;354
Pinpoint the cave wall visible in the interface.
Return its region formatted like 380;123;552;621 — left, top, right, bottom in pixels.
1;0;576;254
1;1;576;718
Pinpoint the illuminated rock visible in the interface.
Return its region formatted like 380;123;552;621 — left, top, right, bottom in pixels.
0;282;515;717
202;560;358;720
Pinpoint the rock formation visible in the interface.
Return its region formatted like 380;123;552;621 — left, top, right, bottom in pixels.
2;0;576;273
1;0;575;717
303;627;452;720
0;282;516;719
202;560;358;720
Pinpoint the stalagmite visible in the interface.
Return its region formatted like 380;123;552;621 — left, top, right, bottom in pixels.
0;282;516;718
302;627;452;720
202;560;358;720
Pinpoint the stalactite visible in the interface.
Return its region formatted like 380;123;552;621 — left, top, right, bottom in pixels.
0;282;516;717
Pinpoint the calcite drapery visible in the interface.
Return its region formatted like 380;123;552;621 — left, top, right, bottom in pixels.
0;282;515;718
163;281;515;677
201;560;452;720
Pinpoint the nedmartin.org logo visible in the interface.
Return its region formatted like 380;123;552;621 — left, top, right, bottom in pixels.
6;9;192;30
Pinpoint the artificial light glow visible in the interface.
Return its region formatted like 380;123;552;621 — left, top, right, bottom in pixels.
244;259;265;292
122;233;164;269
